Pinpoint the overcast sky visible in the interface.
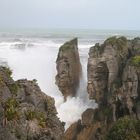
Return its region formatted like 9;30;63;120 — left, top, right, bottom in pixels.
0;0;139;30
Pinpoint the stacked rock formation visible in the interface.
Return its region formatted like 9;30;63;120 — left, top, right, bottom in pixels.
55;38;82;100
64;37;140;140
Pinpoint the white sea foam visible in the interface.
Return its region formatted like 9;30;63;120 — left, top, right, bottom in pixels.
0;40;97;129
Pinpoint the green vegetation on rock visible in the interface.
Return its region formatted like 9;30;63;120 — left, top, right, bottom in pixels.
2;66;12;77
89;43;105;57
94;43;105;54
0;66;64;139
60;43;74;52
105;36;127;51
130;56;140;67
0;67;19;94
94;106;113;122
107;117;140;140
91;36;128;58
9;83;19;95
32;79;37;83
25;110;46;128
132;37;140;45
5;98;19;121
59;38;77;52
105;36;117;46
25;110;36;120
45;97;57;116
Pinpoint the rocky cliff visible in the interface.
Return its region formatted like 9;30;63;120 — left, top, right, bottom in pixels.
55;38;82;100
64;37;140;140
0;67;64;140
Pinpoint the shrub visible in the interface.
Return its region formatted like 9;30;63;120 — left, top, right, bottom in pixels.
25;110;46;128
105;36;117;46
25;110;36;120
105;36;127;51
130;56;140;67
9;83;19;95
2;66;12;77
33;79;37;83
5;98;19;121
94;43;105;55
107;117;140;140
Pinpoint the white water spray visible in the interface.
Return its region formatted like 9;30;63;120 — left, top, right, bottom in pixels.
0;39;97;129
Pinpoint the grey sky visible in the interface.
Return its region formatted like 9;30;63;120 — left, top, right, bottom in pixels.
0;0;139;30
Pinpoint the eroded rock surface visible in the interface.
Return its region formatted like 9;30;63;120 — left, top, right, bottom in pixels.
0;67;64;140
64;37;140;140
56;38;82;100
87;37;129;105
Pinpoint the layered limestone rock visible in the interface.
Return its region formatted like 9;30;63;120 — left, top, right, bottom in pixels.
56;38;82;100
87;36;129;105
0;67;64;140
64;37;140;140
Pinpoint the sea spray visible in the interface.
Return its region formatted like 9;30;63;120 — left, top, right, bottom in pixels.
57;96;97;129
0;39;97;129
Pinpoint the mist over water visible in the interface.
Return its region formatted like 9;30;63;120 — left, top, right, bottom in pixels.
0;29;138;129
0;36;97;129
57;45;97;129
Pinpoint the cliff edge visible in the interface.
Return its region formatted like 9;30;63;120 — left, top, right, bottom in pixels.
64;37;140;140
0;67;64;140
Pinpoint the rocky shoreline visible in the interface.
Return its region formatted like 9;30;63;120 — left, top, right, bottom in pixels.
63;37;140;140
0;67;64;140
0;36;140;140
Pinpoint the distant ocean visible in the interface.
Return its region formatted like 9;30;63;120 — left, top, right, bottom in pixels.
0;28;140;44
0;28;140;129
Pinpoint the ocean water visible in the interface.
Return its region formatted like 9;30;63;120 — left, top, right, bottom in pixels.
0;29;140;129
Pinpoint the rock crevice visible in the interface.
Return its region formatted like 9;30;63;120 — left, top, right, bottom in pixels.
64;37;140;140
